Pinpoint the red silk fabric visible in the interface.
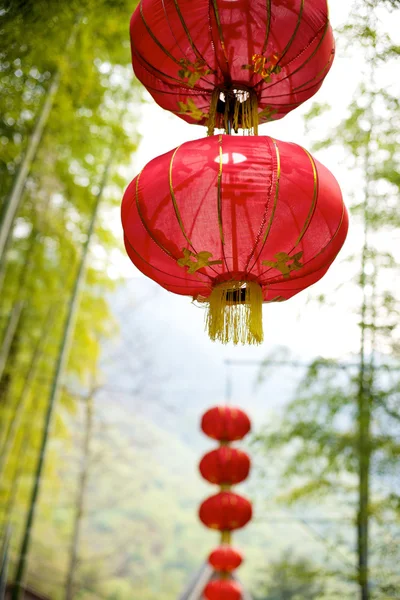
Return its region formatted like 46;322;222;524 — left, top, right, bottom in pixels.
204;579;242;600
208;546;244;572
121;135;348;302
130;0;334;127
199;447;251;485
199;491;252;531
201;407;251;442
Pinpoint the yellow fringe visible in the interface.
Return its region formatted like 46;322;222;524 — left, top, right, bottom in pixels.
208;88;220;136
206;87;259;136
206;281;264;345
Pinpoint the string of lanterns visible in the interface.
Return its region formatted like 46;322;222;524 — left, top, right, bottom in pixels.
122;0;348;346
199;406;252;600
121;3;348;595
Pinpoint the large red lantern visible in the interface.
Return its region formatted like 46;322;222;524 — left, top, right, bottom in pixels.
204;579;242;600
130;0;334;134
202;406;251;442
199;491;252;531
208;546;244;572
200;447;251;485
122;135;348;344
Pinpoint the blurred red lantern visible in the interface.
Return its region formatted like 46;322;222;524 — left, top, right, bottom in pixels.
122;135;348;344
201;406;251;442
130;0;334;134
199;491;252;531
204;579;242;600
199;447;250;485
208;545;243;572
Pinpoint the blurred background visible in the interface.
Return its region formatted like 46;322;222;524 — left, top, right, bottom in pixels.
0;1;399;599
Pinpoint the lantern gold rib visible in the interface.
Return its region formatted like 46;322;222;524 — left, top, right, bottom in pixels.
257;19;331;93
291;52;334;94
169;145;193;248
244;137;276;272
261;70;331;102
255;143;318;280
274;0;305;69
259;202;347;281
169;146;222;278
217;135;229;273
124;235;212;287
138;2;216;88
134;169;174;259
171;0;215;73
131;46;193;87
261;0;273;55
246;138;281;274
293;146;319;247
139;0;182;66
134;168;214;282
211;0;230;77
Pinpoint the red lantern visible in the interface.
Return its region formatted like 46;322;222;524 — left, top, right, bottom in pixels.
199;447;250;485
201;407;251;442
204;579;242;600
208;546;243;572
199;491;252;531
130;0;334;134
121;135;348;344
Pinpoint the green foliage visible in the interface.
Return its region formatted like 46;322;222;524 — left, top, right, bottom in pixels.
256;0;400;597
253;551;325;600
0;0;141;597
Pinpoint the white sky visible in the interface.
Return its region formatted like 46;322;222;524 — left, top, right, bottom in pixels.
108;3;400;369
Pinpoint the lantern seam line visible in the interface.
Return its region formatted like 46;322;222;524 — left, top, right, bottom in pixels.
139;0;186;67
132;167;214;283
171;0;216;75
169;146;222;278
217;135;230;273
244;136;276;274
292;145;319;247
132;44;215;91
210;0;231;81
258;201;347;281
246;137;281;275
290;50;334;93
136;2;217;89
123;234;211;287
261;0;272;56
255;18;331;93
273;0;305;70
279;11;329;70
259;67;332;102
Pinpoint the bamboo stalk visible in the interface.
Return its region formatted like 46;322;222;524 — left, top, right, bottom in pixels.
0;21;79;262
65;385;94;600
0;305;56;474
11;147;115;600
0;302;24;383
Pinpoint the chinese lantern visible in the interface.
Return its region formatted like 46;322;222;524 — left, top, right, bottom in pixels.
200;447;251;485
208;546;244;572
121;135;348;345
130;0;334;134
202;406;251;442
199;491;253;531
204;579;242;600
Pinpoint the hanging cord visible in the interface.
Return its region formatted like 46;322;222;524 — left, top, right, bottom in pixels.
207;87;259;136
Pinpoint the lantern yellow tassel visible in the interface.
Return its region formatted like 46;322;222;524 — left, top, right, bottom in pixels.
206;281;264;345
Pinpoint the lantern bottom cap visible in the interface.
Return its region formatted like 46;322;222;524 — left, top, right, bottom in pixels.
205;280;263;345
